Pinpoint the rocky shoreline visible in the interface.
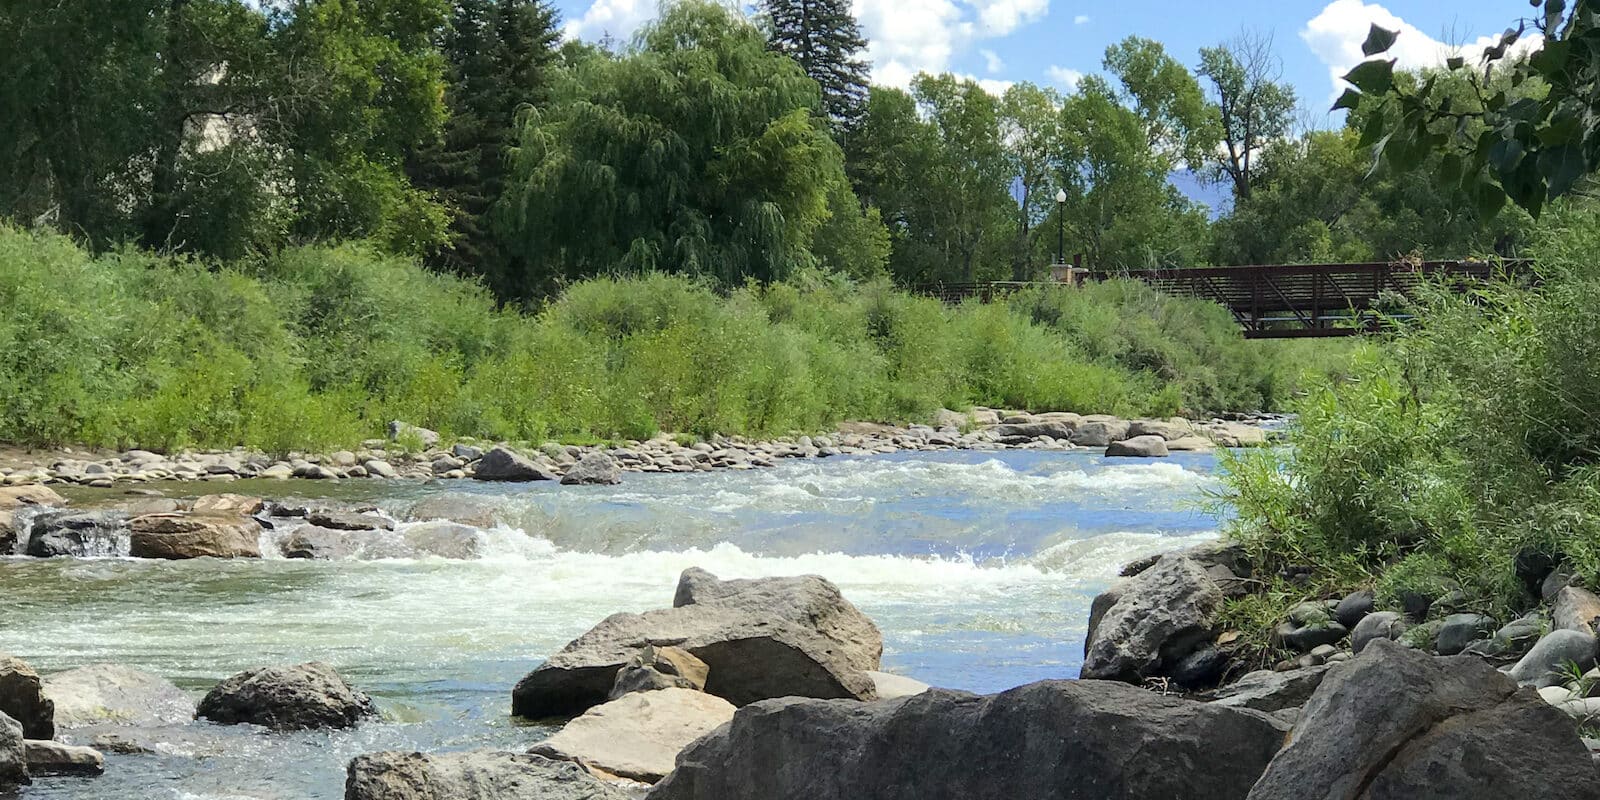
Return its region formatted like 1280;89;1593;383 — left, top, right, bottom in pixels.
0;409;1276;488
5;561;1599;799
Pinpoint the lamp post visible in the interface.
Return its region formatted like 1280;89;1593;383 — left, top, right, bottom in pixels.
1054;189;1067;266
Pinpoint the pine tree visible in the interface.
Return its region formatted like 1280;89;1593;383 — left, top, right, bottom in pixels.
760;0;871;140
408;0;559;291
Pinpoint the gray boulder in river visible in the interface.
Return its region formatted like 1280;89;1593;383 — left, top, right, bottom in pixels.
472;446;557;482
1247;639;1599;800
198;662;375;731
512;568;882;718
128;513;262;559
560;452;622;485
646;679;1287;800
25;511;129;558
1080;554;1222;682
345;751;627;800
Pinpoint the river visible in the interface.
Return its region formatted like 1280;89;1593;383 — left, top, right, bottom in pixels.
0;448;1226;798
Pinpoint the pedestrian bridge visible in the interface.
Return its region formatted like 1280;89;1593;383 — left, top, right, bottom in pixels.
918;260;1527;339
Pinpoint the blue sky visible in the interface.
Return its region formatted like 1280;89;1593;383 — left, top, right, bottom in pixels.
552;0;1535;126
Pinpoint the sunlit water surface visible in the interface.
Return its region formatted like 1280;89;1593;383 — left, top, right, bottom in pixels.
0;449;1227;798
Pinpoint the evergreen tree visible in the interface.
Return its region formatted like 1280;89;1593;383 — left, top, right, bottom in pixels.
409;0;559;291
759;0;870;140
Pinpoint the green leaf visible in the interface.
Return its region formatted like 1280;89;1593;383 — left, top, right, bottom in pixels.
1538;143;1587;197
1445;56;1465;70
1358;110;1389;148
1469;178;1507;220
1361;24;1400;56
1332;89;1363;112
1529;40;1570;77
1343;59;1395;94
1439;152;1464;187
1489;138;1527;177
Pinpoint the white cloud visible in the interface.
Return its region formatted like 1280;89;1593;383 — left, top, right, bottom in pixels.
853;0;971;87
973;0;1049;36
975;76;1016;96
563;0;656;41
1302;0;1542;101
1046;65;1084;90
1074;14;1089;25
980;49;1005;74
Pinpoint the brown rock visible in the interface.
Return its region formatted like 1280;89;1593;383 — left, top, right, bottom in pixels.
0;656;53;740
1553;586;1600;636
128;514;261;559
190;493;264;516
530;688;736;783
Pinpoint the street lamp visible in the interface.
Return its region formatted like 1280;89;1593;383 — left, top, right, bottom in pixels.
1054;189;1067;266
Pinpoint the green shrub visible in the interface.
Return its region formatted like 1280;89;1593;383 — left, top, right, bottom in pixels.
0;224;1343;453
1219;197;1600;617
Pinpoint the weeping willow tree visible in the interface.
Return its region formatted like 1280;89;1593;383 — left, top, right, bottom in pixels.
500;0;883;298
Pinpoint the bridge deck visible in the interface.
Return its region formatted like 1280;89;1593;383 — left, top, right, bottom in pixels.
916;260;1525;339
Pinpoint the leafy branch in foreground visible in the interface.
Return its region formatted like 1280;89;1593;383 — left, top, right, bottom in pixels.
1335;2;1599;218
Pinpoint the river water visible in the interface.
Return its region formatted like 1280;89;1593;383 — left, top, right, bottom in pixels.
0;448;1226;798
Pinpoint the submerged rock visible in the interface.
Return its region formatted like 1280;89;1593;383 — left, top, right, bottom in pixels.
530;687;736;783
1247;639;1599;800
1080;555;1221;682
307;510;394;532
128;513;261;559
345;751;629;800
472;446;556;482
513;568;881;718
198;662;375;731
44;664;195;729
647;679;1287;800
281;526;367;560
0;655;54;740
405;494;501;528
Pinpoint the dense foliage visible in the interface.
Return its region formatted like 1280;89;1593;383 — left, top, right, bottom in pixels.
0;225;1335;452
1220;198;1600;620
0;0;1543;298
1341;4;1600;219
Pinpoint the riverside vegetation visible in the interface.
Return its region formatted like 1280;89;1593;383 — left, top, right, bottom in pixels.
0;224;1341;456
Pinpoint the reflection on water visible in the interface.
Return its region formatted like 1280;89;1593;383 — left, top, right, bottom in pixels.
1;449;1225;799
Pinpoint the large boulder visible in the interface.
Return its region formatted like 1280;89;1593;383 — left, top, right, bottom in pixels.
43;664;194;729
472;446;556;482
386;421;440;449
1127;418;1194;441
0;712;26;791
530;687;736;783
513;569;881;718
197;662;376;731
561;453;622;486
1080;555;1222;682
128;513;261;559
405;494;502;528
1070;419;1131;447
345;751;629;800
1247;639;1599;800
25;511;129;558
647;679;1288;800
1104;435;1169;458
0;655;54;740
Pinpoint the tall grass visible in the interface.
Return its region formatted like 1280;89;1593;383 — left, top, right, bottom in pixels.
0;226;1332;453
